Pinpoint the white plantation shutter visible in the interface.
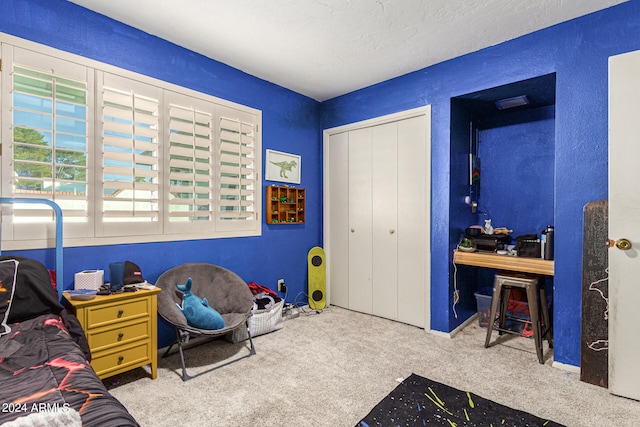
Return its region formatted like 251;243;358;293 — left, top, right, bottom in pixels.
97;73;161;236
1;44;93;241
1;36;261;248
165;92;214;234
217;107;258;231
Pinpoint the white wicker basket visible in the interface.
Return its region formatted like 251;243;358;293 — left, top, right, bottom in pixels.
226;299;284;343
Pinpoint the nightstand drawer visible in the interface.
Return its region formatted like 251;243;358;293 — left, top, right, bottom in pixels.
91;341;150;377
86;298;149;329
88;319;150;353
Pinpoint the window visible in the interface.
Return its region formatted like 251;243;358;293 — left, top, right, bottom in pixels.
0;35;261;249
1;44;93;242
165;92;215;234
97;73;161;237
216;107;258;231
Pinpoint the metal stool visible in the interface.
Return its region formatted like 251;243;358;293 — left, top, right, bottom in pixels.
484;272;553;363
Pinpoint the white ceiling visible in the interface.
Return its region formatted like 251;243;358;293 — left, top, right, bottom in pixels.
68;0;626;101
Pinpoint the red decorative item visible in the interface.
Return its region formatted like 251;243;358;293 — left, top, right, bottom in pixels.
247;281;277;297
48;269;57;293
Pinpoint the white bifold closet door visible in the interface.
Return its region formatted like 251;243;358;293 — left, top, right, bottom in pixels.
326;108;430;329
347;126;376;315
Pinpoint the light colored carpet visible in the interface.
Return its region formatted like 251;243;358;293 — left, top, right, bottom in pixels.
106;306;640;426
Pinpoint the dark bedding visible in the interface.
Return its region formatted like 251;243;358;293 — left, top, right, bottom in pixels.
0;256;139;426
0;314;139;426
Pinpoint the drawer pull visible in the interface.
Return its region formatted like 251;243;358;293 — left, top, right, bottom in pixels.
118;332;124;340
118;356;124;364
117;309;124;317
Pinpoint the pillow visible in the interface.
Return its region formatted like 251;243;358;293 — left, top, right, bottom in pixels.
176;278;226;330
0;259;20;336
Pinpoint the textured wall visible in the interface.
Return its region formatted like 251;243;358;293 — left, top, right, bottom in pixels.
321;1;640;367
477;106;555;238
3;0;640;366
0;0;323;347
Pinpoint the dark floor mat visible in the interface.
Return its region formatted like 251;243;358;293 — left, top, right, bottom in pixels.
357;373;564;426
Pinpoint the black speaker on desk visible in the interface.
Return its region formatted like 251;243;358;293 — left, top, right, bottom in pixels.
516;234;541;257
469;235;510;252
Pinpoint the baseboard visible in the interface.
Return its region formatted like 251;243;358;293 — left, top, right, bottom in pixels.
429;313;478;339
552;360;581;374
428;313;583;373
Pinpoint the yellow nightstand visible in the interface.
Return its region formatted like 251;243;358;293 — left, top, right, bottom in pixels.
64;287;161;380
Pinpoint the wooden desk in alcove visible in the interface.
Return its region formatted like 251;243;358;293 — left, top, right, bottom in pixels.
453;250;554;276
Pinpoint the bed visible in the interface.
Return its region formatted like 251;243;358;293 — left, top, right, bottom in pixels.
0;198;139;426
0;256;139;426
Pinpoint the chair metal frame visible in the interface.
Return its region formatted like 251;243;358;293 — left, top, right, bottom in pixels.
162;320;256;381
484;272;553;364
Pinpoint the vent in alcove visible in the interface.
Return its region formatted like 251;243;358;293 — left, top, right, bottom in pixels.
495;95;529;110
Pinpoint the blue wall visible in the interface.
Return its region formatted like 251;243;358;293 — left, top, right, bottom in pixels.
477;106;555;238
3;0;640;366
0;0;323;336
321;1;640;367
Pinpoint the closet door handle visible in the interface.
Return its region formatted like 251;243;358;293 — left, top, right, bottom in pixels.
389;229;395;235
351;228;355;233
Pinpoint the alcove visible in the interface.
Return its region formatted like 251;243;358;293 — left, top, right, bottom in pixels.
449;73;556;328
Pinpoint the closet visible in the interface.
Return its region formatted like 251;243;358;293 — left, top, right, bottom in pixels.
324;107;431;328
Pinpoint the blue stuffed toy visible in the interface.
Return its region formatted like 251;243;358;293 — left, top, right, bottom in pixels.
176;278;226;330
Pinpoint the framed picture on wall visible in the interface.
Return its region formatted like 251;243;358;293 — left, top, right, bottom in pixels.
265;150;301;184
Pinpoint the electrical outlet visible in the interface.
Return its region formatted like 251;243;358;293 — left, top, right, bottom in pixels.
278;278;285;292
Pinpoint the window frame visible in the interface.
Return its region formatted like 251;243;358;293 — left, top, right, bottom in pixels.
0;33;262;250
